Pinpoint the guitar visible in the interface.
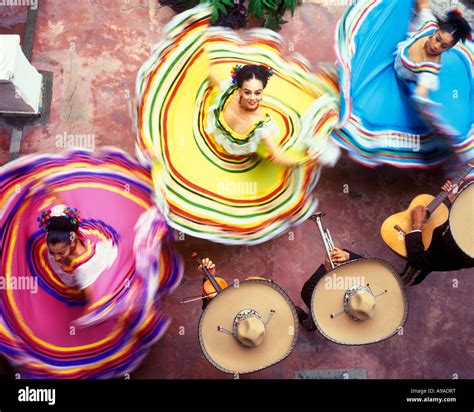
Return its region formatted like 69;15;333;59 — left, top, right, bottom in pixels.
380;163;473;257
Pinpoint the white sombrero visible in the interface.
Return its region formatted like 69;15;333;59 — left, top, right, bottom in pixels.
198;279;298;374
311;258;408;345
449;182;474;258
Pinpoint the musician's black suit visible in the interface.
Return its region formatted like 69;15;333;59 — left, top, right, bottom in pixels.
403;221;474;286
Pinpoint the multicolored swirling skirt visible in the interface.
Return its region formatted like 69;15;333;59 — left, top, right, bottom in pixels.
136;4;341;244
0;148;182;378
332;0;473;176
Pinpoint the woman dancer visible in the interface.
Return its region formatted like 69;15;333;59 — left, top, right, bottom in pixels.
0;149;182;378
333;0;473;177
136;4;341;245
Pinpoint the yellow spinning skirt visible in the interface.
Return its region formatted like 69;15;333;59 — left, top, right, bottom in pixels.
136;4;340;244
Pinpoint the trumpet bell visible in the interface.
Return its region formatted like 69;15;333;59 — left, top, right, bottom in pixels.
309;212;325;222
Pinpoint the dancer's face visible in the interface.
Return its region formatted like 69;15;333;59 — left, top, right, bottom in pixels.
239;78;264;111
425;30;455;55
48;241;74;264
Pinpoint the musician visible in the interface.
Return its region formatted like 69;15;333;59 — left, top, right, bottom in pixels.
197;258;268;310
402;180;474;286
198;258;217;310
296;247;363;331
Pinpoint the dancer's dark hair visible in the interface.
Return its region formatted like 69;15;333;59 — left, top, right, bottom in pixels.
46;216;79;245
234;64;273;89
437;9;471;44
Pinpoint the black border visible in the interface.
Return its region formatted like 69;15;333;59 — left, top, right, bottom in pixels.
0;379;473;410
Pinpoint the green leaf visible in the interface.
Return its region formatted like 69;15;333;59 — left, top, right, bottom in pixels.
211;6;219;22
263;0;278;11
249;0;265;20
282;0;301;16
210;0;232;14
215;2;227;13
221;0;235;7
263;14;278;30
250;0;300;30
284;0;295;16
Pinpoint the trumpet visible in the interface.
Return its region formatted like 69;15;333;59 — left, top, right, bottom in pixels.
309;212;337;269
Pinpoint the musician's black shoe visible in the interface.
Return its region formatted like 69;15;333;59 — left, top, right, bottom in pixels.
295;306;317;332
295;306;308;323
303;317;317;332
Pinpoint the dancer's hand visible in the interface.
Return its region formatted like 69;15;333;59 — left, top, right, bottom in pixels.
264;137;300;167
208;71;222;87
198;258;216;276
411;205;428;230
442;180;461;203
415;84;429;99
306;147;320;158
416;0;430;10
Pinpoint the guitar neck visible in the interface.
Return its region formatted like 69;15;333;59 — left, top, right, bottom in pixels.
426;163;472;214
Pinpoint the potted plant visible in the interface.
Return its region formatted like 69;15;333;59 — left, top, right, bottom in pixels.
158;0;302;31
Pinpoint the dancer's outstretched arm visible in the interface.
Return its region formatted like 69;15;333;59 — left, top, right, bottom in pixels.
411;0;435;32
263;136;315;167
414;84;430;98
208;70;223;87
416;0;430;11
413;0;437;99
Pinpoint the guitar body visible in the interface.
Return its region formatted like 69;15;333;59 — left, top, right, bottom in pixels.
381;194;449;257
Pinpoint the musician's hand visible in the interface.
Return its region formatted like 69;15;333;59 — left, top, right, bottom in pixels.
324;248;350;270
198;258;216;276
411;205;427;230
442;180;461;203
331;248;350;264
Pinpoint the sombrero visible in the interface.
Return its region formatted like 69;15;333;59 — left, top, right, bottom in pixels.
311;258;408;345
198;279;298;374
449;181;474;258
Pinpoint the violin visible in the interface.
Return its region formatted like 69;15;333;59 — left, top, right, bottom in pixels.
181;252;228;304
